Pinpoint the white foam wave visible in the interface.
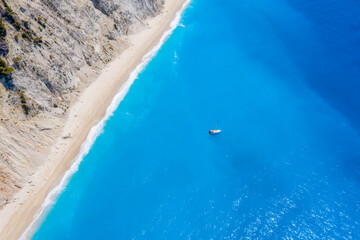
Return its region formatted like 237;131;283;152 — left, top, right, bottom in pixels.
20;1;191;239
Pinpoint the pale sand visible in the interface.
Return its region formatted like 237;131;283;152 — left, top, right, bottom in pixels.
0;0;187;239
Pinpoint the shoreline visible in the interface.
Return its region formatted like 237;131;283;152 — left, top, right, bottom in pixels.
0;0;189;239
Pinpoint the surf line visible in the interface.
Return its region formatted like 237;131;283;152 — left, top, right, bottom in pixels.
19;0;192;239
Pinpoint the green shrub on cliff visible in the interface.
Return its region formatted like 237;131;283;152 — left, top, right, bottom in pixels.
21;32;30;40
22;20;29;29
0;59;15;76
22;104;29;115
1;0;9;8
0;58;6;68
18;91;30;115
13;57;21;63
37;17;46;28
5;7;14;16
13;21;21;31
19;93;26;104
34;36;42;45
13;57;21;68
1;66;14;75
0;19;7;38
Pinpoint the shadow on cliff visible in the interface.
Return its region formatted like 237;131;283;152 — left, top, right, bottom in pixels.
0;75;14;90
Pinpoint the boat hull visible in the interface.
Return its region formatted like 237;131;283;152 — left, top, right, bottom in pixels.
209;130;222;134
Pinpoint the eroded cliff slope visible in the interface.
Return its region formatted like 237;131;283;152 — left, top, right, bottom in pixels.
0;0;163;207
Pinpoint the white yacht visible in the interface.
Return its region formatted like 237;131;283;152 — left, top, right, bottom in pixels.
209;121;222;134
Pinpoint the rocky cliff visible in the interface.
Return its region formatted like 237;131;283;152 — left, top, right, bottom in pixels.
0;0;163;207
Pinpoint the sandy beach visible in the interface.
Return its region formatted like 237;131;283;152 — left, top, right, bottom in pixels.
0;0;187;239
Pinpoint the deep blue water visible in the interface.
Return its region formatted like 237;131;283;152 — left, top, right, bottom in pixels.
33;0;360;239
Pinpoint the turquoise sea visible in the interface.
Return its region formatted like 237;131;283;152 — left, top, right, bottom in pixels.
32;0;360;238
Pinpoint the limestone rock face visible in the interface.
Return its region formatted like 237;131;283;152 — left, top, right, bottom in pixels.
92;0;162;17
0;0;164;207
3;0;163;111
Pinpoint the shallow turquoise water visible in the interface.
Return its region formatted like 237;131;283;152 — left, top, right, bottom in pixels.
33;0;360;238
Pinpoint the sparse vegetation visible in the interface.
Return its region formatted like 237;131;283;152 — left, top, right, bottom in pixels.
0;58;14;76
19;91;29;115
1;0;8;7
37;17;46;28
1;66;14;75
0;58;6;68
22;20;29;29
4;7;13;16
22;104;29;115
13;57;21;68
21;32;30;40
0;0;39;45
3;8;15;25
19;91;26;103
13;57;21;63
13;21;20;31
0;19;7;39
33;36;42;45
2;0;14;17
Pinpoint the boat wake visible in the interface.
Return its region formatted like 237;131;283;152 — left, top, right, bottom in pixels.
174;51;179;63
